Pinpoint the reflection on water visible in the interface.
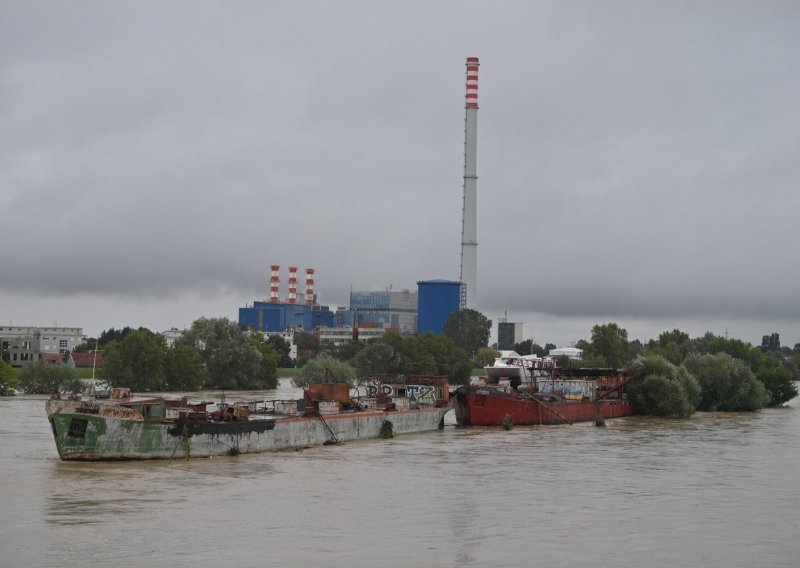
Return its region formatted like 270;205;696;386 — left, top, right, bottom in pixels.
1;382;798;567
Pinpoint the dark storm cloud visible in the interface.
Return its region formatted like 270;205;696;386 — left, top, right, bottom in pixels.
1;1;798;341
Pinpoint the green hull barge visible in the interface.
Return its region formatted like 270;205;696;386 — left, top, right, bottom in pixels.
46;379;450;461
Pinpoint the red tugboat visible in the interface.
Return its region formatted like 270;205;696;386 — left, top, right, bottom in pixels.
453;358;636;426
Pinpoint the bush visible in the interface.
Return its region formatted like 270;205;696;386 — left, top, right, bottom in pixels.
684;353;767;411
0;360;17;396
630;355;701;410
17;362;84;395
628;355;700;417
631;374;695;417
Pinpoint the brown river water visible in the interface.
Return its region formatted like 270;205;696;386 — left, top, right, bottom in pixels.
1;379;798;567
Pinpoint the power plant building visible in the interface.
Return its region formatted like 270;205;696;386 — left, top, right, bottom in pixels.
239;265;334;333
336;289;418;336
239;301;334;333
417;280;464;335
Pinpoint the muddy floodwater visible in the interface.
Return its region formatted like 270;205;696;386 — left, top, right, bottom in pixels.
1;380;798;567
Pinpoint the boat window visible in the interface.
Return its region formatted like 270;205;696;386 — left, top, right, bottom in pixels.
68;418;88;438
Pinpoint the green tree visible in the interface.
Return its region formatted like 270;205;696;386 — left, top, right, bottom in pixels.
266;334;294;368
643;338;685;366
294;331;320;352
353;343;402;376
162;343;206;391
588;323;629;367
513;339;533;355
474;347;500;368
248;333;280;389
443;309;492;357
0;360;18;396
755;359;798;407
760;332;781;353
330;340;364;362
103;330;166;391
181;318;271;390
294;355;357;387
17;362;84;395
397;333;473;385
693;333;761;368
684;352;767;411
658;329;690;347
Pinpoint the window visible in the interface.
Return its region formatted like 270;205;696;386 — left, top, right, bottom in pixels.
68;418;88;438
59;340;68;349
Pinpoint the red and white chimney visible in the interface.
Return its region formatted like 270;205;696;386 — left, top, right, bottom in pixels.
465;56;479;109
460;56;480;309
269;265;280;303
287;266;298;304
305;268;315;305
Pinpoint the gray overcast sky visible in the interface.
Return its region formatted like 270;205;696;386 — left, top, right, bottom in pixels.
2;1;798;347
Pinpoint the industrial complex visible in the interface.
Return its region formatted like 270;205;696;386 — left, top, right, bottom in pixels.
237;265;465;342
238;58;486;345
3;58;527;366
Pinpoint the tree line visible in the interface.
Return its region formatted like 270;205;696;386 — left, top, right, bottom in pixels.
571;324;798;413
4;318;283;395
1;309;797;415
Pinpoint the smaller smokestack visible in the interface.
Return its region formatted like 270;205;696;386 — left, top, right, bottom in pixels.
270;265;280;303
465;56;479;109
305;268;315;305
288;266;298;304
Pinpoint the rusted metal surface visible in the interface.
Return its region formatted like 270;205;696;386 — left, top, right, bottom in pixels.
99;406;144;421
111;387;131;399
307;383;350;403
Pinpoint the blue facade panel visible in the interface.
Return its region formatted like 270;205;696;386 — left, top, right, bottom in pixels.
417;280;463;334
239;302;333;332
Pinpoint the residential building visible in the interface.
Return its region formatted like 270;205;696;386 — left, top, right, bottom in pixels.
0;326;84;367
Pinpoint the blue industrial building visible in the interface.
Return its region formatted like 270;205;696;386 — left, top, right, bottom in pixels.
417;280;464;334
239;301;334;333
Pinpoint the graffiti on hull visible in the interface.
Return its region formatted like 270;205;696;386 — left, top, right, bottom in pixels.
365;384;437;405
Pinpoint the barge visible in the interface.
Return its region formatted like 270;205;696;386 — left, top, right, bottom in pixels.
46;377;450;461
454;358;635;426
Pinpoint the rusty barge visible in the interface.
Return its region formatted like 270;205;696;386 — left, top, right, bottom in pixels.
46;377;450;461
453;359;636;426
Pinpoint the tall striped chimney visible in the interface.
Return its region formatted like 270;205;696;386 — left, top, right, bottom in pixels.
287;266;298;304
460;56;479;309
269;265;280;303
305;268;315;305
